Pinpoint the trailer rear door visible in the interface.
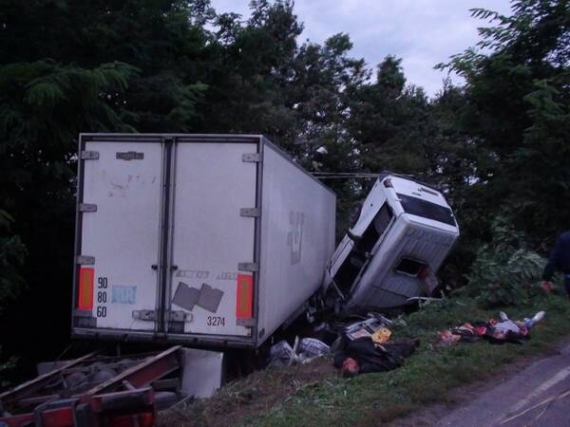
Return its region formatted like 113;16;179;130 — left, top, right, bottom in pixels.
76;138;164;331
168;140;258;338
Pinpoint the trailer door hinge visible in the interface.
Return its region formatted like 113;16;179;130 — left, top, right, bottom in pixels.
240;208;260;218
242;153;262;163
79;203;98;213
80;150;99;160
238;262;259;272
132;310;156;321
77;255;95;265
168;311;189;322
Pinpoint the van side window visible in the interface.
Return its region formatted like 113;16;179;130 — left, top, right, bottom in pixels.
396;258;426;277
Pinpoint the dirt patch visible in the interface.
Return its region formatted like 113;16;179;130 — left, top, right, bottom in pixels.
157;356;339;427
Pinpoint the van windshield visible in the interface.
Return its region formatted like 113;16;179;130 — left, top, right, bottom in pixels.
396;193;456;226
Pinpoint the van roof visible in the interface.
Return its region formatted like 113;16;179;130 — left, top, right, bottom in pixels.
378;171;440;193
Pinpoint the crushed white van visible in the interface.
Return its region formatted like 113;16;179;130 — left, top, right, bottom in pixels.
323;173;460;315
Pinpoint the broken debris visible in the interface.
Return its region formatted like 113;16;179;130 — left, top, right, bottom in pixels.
438;310;546;346
267;337;331;369
342;314;392;341
331;313;419;377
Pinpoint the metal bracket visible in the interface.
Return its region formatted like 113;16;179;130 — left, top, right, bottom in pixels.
168;311;189;322
132;310;191;322
242;153;262;163
116;151;144;161
238;262;259;272
132;310;156;321
80;151;99;160
74;309;93;318
79;203;97;213
236;318;255;327
240;208;260;218
74;316;97;328
76;255;95;265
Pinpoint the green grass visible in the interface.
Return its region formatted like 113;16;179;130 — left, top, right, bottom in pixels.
160;293;570;427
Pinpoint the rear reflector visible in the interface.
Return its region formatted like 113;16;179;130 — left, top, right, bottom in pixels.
78;267;95;310
236;274;253;319
40;407;74;426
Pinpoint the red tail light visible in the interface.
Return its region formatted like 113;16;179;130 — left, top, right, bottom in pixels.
236;274;253;319
77;267;94;310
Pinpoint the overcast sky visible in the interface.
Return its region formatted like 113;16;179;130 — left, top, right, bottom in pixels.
209;0;513;97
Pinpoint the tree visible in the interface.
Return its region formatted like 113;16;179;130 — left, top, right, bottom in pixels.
440;0;570;246
290;33;368;237
0;58;139;372
196;0;303;149
347;56;434;177
0;209;25;385
0;210;26;310
0;0;210;372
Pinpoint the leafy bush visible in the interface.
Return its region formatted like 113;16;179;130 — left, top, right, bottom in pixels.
0;210;26;306
465;218;545;307
0;350;16;388
0;210;25;386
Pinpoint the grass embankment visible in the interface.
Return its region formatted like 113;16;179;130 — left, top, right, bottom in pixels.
159;293;570;427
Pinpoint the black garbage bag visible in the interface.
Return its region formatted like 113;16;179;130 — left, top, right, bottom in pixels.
334;337;419;375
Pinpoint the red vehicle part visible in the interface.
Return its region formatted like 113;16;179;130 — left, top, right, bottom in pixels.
0;346;181;427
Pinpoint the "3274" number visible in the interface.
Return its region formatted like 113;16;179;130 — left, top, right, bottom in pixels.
207;316;225;326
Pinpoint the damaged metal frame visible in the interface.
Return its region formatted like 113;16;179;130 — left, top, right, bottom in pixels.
0;346;182;427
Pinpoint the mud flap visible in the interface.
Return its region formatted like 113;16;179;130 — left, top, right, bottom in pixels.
180;349;224;398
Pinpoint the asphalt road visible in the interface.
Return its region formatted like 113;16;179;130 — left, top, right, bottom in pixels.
434;340;570;427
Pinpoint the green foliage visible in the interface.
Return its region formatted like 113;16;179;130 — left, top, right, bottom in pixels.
436;0;570;247
0;210;26;308
404;297;489;333
0;348;17;388
465;218;545;307
346;55;433;177
0;210;25;386
0;59;139;211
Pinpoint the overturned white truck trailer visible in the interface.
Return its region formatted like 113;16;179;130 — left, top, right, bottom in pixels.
323;174;460;315
72;134;336;348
